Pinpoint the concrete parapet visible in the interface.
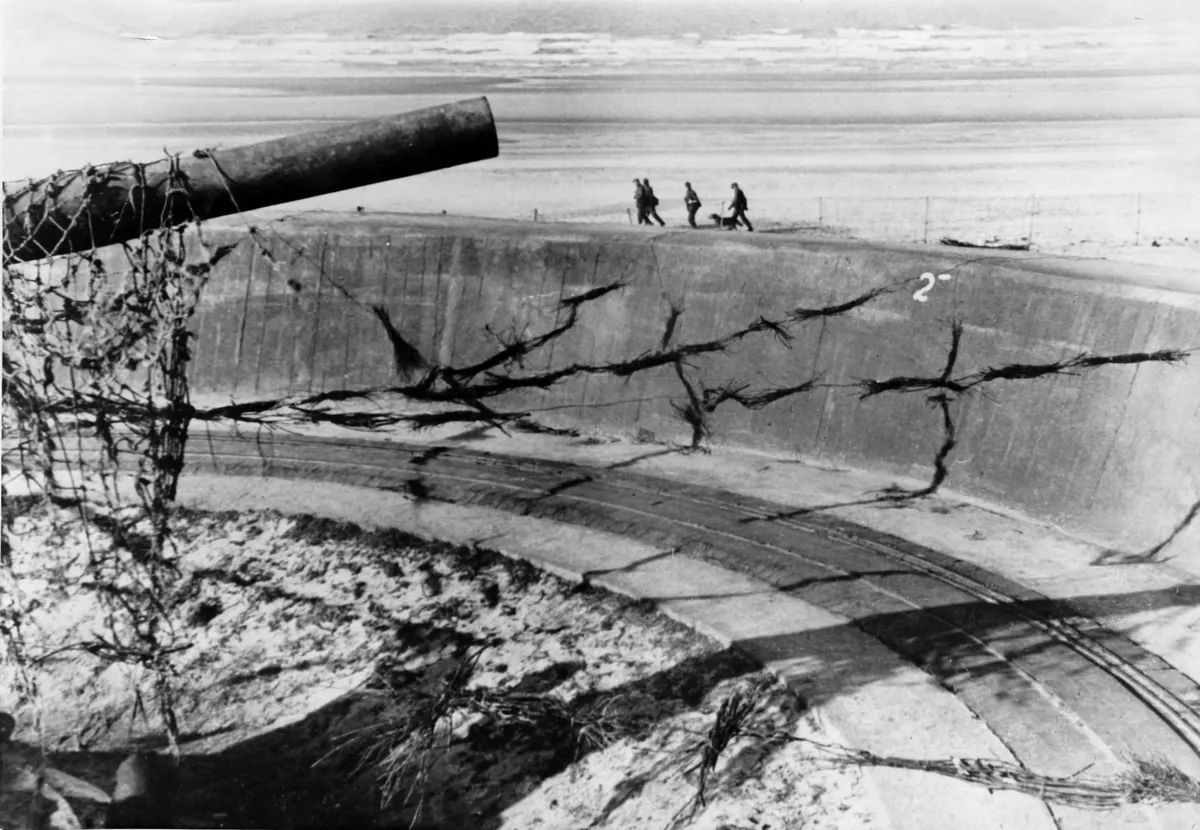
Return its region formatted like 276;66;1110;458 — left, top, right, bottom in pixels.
189;214;1200;551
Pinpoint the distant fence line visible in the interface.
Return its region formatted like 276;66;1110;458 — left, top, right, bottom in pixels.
528;193;1199;251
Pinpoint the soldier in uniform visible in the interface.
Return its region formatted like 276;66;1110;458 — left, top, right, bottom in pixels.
684;182;702;228
643;179;666;226
729;182;753;231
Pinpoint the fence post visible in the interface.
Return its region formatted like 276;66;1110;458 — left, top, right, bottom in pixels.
533;208;539;222
818;196;824;226
923;196;931;244
1134;192;1142;246
627;208;633;225
1027;195;1036;246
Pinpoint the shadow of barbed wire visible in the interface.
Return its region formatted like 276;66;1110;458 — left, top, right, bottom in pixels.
738;321;1193;524
118;250;1191;536
1091;498;1200;567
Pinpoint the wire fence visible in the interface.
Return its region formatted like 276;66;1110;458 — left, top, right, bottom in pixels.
527;193;1199;252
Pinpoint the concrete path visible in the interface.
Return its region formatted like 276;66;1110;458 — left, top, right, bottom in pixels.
165;424;1200;830
178;473;1053;830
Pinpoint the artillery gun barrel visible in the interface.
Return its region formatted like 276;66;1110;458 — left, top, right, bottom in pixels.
3;97;499;263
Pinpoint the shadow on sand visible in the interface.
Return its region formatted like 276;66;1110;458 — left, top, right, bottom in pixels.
31;580;1198;829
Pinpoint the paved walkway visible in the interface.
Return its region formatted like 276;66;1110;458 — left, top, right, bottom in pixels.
168;423;1200;830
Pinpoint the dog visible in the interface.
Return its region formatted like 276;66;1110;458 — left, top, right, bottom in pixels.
709;213;739;230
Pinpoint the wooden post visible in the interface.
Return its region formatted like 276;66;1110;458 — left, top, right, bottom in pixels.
923;196;931;244
1027;195;1036;246
533;208;539;222
4;98;499;263
1134;192;1142;246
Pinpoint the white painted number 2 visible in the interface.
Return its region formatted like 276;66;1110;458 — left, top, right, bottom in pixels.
913;272;953;302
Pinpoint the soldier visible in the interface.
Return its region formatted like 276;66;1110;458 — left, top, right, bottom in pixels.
633;178;650;225
729;182;753;231
643;178;666;226
684;182;702;228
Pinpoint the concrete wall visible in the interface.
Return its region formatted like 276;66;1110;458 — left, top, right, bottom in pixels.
191;214;1200;551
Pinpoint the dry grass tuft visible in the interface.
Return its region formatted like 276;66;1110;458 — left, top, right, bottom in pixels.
673;689;759;823
321;647;635;827
1120;755;1200;805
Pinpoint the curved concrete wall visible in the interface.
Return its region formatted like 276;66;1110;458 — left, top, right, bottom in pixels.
192;214;1200;551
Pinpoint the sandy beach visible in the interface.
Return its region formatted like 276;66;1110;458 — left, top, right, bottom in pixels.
4;0;1200;262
